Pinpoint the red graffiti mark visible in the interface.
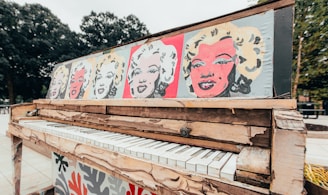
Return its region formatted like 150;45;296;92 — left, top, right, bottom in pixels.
68;171;88;195
126;183;156;195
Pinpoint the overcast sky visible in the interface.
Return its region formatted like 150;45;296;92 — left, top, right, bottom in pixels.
10;0;258;34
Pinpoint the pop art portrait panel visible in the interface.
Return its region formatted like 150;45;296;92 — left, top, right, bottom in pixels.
89;48;128;99
46;63;71;99
123;34;184;98
179;10;273;98
65;57;97;99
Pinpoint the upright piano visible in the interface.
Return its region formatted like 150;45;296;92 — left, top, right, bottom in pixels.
9;0;307;194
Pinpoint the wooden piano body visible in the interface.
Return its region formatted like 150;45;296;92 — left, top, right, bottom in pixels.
8;1;307;194
9;99;306;195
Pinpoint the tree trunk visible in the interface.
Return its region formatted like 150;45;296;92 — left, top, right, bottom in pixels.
292;36;303;99
7;72;15;104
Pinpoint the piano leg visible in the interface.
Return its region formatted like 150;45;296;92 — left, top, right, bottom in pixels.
11;135;23;195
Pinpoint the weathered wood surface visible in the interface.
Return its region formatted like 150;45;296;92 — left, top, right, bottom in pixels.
274;109;306;130
235;170;270;188
33;99;297;109
37;108;271;148
10;103;36;123
236;147;271;188
36;103;272;127
11;135;23;195
34;116;244;153
237;147;270;175
270;109;306;195
8;122;269;195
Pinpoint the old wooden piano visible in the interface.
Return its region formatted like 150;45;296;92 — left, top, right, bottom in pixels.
8;0;307;194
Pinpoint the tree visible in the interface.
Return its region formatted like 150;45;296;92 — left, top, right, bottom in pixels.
0;1;87;104
292;0;328;101
80;11;150;52
0;0;19;103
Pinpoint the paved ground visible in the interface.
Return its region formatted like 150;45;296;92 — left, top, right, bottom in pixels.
304;115;328;127
0;114;327;194
0;114;52;195
303;115;328;167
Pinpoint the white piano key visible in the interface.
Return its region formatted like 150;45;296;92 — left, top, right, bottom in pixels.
112;136;139;152
208;152;233;178
47;123;70;128
96;133;121;149
100;133;125;141
142;141;166;160
100;134;131;150
19;120;46;125
150;143;180;163
81;129;102;145
21;120;54;131
23;120;58;131
145;142;172;163
220;154;238;181
123;138;149;155
136;140;160;158
91;131;115;147
163;145;190;167
196;150;222;175
116;137;146;153
46;122;62;125
96;133;118;149
186;149;212;172
126;139;157;157
159;145;185;165
175;147;203;169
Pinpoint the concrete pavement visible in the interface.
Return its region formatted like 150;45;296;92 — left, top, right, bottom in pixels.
304;115;328;167
0;114;52;195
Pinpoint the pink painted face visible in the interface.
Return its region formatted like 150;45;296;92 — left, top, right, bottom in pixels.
190;38;236;97
130;53;160;98
69;68;85;99
50;72;64;99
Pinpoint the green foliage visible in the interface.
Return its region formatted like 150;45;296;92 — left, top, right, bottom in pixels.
0;0;87;103
80;11;150;52
293;0;328;101
257;0;271;4
0;1;150;104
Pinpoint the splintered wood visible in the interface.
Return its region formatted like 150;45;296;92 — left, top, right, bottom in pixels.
236;147;271;187
270;109;306;195
33;99;279;152
37;108;268;145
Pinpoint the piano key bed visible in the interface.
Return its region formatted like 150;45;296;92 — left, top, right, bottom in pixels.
19;119;239;181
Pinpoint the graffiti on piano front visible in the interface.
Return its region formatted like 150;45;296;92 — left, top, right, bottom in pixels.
53;153;156;195
47;10;273;99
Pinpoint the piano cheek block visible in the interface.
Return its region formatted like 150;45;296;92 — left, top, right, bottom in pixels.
180;127;191;138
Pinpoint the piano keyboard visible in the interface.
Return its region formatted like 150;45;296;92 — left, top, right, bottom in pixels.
19;120;238;181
